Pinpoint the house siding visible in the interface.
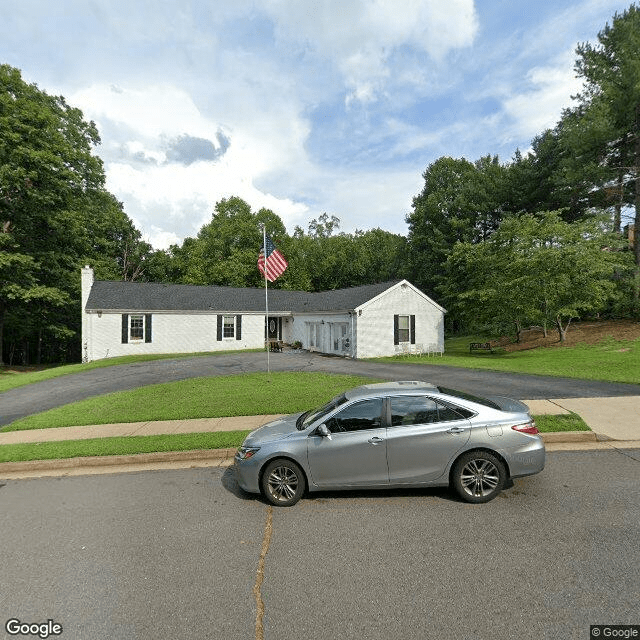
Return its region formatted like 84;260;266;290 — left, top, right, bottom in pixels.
84;312;265;361
355;283;444;358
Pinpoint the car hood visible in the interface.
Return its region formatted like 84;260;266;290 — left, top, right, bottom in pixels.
485;396;531;415
243;413;302;445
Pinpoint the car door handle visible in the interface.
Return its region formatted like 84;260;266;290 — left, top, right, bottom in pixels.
447;427;466;434
368;437;384;445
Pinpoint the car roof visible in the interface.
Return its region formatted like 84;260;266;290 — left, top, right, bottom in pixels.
345;381;438;401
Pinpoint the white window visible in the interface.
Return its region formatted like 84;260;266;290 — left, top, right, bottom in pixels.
130;315;144;341
397;315;410;343
223;315;235;338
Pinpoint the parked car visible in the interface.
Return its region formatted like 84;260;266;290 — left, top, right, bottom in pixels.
234;381;545;506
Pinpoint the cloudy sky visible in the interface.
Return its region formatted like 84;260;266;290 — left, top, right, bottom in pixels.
1;0;631;249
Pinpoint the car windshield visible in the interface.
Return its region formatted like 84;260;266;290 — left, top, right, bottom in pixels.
437;386;502;411
297;394;349;430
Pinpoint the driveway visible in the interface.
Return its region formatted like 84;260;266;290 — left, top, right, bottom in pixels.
2;351;640;426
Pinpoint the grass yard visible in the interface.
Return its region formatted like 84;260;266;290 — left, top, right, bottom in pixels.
3;372;381;431
372;334;640;385
534;413;590;432
0;430;250;464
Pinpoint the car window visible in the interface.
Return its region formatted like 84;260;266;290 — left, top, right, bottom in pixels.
440;402;475;420
390;396;439;426
299;394;348;430
326;398;384;433
436;386;501;411
390;396;469;426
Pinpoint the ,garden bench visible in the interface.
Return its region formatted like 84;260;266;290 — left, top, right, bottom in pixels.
469;342;493;353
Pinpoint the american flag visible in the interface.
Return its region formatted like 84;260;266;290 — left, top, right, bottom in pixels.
258;235;288;282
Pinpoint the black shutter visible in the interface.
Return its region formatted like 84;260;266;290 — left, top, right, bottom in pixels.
145;314;152;343
393;315;399;345
217;315;222;341
122;315;129;344
410;315;416;345
278;317;282;340
236;315;242;340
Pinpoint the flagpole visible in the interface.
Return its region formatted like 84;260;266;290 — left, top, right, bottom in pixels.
262;224;270;374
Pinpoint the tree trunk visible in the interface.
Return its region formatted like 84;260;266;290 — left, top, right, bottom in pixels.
556;316;573;342
613;169;623;234
514;320;522;343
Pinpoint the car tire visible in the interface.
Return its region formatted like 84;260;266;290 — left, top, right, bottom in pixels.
261;459;306;507
452;451;506;503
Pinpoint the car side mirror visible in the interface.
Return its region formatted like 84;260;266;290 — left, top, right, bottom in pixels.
317;424;332;440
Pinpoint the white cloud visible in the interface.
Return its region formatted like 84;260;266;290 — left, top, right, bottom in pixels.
69;83;313;248
500;50;583;143
263;0;479;103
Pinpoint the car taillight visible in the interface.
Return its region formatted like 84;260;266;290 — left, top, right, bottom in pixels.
512;421;539;435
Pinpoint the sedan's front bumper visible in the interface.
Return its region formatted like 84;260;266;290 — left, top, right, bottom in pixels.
233;454;262;494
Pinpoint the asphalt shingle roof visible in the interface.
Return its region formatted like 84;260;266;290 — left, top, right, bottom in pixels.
86;280;404;314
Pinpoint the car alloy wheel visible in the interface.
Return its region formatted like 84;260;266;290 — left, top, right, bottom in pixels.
261;459;305;507
452;451;506;503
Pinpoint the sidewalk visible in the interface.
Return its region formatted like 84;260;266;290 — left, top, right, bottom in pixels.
1;397;639;479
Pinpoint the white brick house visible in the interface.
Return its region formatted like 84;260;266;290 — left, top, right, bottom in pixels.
81;267;445;361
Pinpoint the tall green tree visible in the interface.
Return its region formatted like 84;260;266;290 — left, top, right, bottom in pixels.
568;4;640;301
0;64;148;363
445;212;628;342
406;155;508;296
174;197;294;288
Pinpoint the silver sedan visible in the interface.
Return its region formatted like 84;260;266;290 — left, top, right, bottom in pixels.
234;381;545;506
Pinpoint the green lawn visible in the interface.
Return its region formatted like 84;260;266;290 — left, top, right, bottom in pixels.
3;372;380;431
370;335;640;385
534;413;590;432
0;430;250;464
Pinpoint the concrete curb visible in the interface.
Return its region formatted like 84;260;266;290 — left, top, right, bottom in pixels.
541;431;598;443
0;447;237;475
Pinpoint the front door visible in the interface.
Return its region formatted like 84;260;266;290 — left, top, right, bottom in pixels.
307;398;388;488
267;317;281;340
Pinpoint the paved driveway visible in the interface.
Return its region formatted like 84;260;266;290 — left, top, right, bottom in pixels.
2;351;640;426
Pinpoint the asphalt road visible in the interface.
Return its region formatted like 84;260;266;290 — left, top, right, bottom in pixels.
2;351;640;426
1;448;638;640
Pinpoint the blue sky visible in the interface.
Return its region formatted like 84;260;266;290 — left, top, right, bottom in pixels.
1;0;631;248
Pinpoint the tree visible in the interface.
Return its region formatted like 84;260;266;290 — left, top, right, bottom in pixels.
406;155;509;297
0;64;149;363
506;128;593;223
445;212;627;342
569;4;640;302
174;197;293;288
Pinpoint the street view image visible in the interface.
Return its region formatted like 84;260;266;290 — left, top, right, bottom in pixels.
1;1;639;639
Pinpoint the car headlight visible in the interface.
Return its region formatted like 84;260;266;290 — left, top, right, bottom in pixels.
237;446;261;460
